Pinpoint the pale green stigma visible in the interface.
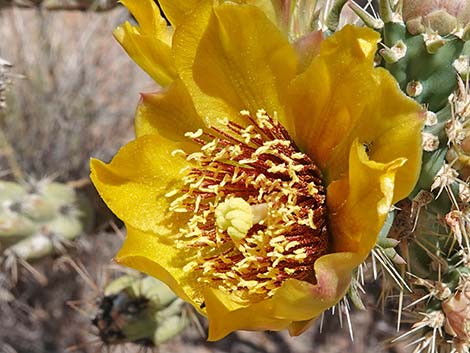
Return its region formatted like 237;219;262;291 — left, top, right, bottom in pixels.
215;197;253;243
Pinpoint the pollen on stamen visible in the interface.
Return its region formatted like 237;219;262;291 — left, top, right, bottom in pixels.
170;109;329;305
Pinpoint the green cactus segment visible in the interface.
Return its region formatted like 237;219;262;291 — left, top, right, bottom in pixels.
95;275;189;347
0;181;26;203
0;182;31;243
406;241;433;279
404;207;450;280
378;0;394;24
444;267;470;292
412;105;450;198
377;211;396;241
326;0;348;31
426;104;451;144
411;103;463;214
412;148;447;196
105;275;177;310
0;179;89;261
382;22;464;112
348;278;366;310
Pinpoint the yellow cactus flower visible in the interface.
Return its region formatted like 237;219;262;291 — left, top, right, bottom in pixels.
91;1;424;340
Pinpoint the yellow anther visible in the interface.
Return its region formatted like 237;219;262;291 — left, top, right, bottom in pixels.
171;149;186;157
308;183;318;196
215;198;254;242
184;128;203;138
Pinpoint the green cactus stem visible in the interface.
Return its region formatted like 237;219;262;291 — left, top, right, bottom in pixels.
0;179;91;263
381;22;464;112
93;274;189;347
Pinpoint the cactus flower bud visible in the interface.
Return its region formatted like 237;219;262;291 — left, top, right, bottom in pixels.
402;0;470;36
442;290;470;341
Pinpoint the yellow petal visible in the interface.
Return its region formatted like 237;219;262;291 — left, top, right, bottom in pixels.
114;23;176;86
288;319;317;336
271;252;358;322
288;26;381;163
172;1;234;121
203;251;358;339
175;3;297;127
262;142;408;329
90;134;190;234
158;0;208;27
204;287;291;341
328;140;406;254
135;78;205;139
120;0;169;37
193;3;297;123
116;227;322;331
115;225;201;311
117;228;345;341
294;30;324;73
158;0;278;28
288;25;423;202
231;0;278;24
324;69;424;202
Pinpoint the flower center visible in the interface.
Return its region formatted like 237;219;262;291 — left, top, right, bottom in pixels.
168;110;328;304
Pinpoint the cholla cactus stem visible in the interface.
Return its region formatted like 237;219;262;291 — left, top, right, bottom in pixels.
379;0;394;23
326;0;348;31
411;191;434;232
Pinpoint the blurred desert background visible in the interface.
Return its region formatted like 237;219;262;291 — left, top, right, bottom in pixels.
0;1;407;352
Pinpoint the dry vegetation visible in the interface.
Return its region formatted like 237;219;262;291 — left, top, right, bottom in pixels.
0;3;406;353
0;6;147;180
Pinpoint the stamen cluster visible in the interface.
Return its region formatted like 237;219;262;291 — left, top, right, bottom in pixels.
167;110;328;304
